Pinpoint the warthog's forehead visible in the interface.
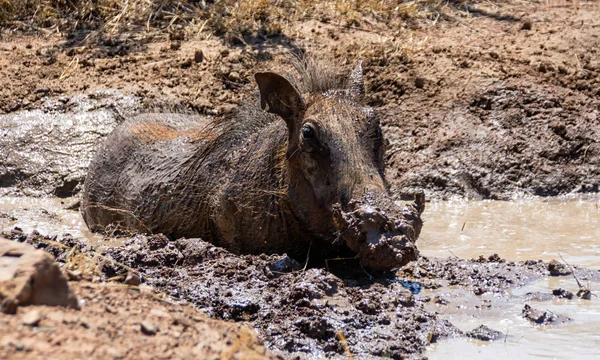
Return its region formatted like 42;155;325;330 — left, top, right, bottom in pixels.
304;96;375;130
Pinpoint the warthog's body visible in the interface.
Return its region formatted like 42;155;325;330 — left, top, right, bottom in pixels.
82;60;423;270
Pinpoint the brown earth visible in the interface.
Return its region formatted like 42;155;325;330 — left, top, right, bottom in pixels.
1;0;600;359
1;1;598;200
0;277;273;360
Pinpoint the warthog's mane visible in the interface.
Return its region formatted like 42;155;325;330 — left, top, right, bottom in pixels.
208;57;359;145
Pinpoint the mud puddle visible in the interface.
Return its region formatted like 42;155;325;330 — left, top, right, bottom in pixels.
419;196;600;269
420;196;600;359
0;196;112;246
2;195;600;358
425;277;600;359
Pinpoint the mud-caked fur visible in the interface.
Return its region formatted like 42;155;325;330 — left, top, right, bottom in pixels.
82;58;423;266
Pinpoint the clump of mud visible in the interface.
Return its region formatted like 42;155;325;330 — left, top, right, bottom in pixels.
333;193;424;271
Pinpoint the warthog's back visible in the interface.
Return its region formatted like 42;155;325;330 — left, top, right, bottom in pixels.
82;113;216;238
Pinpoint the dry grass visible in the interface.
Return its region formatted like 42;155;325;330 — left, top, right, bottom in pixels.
0;0;453;38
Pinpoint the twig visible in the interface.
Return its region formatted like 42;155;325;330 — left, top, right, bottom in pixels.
302;241;312;271
337;330;354;360
558;252;583;289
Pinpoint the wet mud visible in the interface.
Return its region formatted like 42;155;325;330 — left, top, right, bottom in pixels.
4;228;599;358
0;91;140;197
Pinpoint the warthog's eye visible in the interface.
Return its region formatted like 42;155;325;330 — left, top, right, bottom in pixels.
301;125;316;141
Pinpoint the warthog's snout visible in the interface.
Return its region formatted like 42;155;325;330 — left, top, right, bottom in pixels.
333;193;424;271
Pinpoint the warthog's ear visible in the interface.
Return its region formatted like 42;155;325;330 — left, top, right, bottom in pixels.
347;60;365;99
255;72;304;121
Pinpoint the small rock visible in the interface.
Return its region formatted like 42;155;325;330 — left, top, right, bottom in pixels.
557;65;568;74
124;271;141;286
577;288;592;300
521;20;533;30
0;239;78;314
170;41;181;51
194;50;204;63
467;325;504;341
414;77;425;89
228;71;241;82
548;260;571;276
522;304;571;325
22;309;42;327
141;320;158;335
65;269;82;281
552;288;574;299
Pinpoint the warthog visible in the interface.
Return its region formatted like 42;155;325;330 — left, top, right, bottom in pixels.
82;59;424;270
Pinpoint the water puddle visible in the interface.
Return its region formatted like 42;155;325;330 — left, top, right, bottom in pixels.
425;277;600;359
420;196;600;359
419;195;600;269
0;196;103;244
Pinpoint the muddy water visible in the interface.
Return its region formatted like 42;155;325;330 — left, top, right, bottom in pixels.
419;196;600;269
425;277;600;359
0;196;102;243
2;196;600;359
420;196;600;359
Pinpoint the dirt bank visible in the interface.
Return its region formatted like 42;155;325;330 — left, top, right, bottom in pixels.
0;277;273;360
1;1;598;200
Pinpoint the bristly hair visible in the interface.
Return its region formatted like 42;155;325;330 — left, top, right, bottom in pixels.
288;55;348;95
199;56;358;155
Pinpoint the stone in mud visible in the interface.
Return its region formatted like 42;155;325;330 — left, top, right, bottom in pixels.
467;325;504;341
141;320;158;335
552;288;574;299
522;304;571;325
548;259;571;276
0;238;79;314
124;271;141;286
21;309;42;327
82;59;424;271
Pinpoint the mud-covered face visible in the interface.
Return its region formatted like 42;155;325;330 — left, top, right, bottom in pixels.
289;97;386;209
255;63;423;270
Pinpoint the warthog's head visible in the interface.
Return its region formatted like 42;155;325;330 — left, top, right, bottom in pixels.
255;60;423;270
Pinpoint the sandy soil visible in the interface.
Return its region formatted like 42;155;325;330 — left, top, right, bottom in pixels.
1;0;599;358
0;279;272;360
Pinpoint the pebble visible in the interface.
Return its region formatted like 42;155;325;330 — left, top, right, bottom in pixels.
414;77;425;89
170;41;181;51
228;71;241;82
194;50;204;63
124;271;141;286
22;309;42;327
141;320;158;336
66;269;82;281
